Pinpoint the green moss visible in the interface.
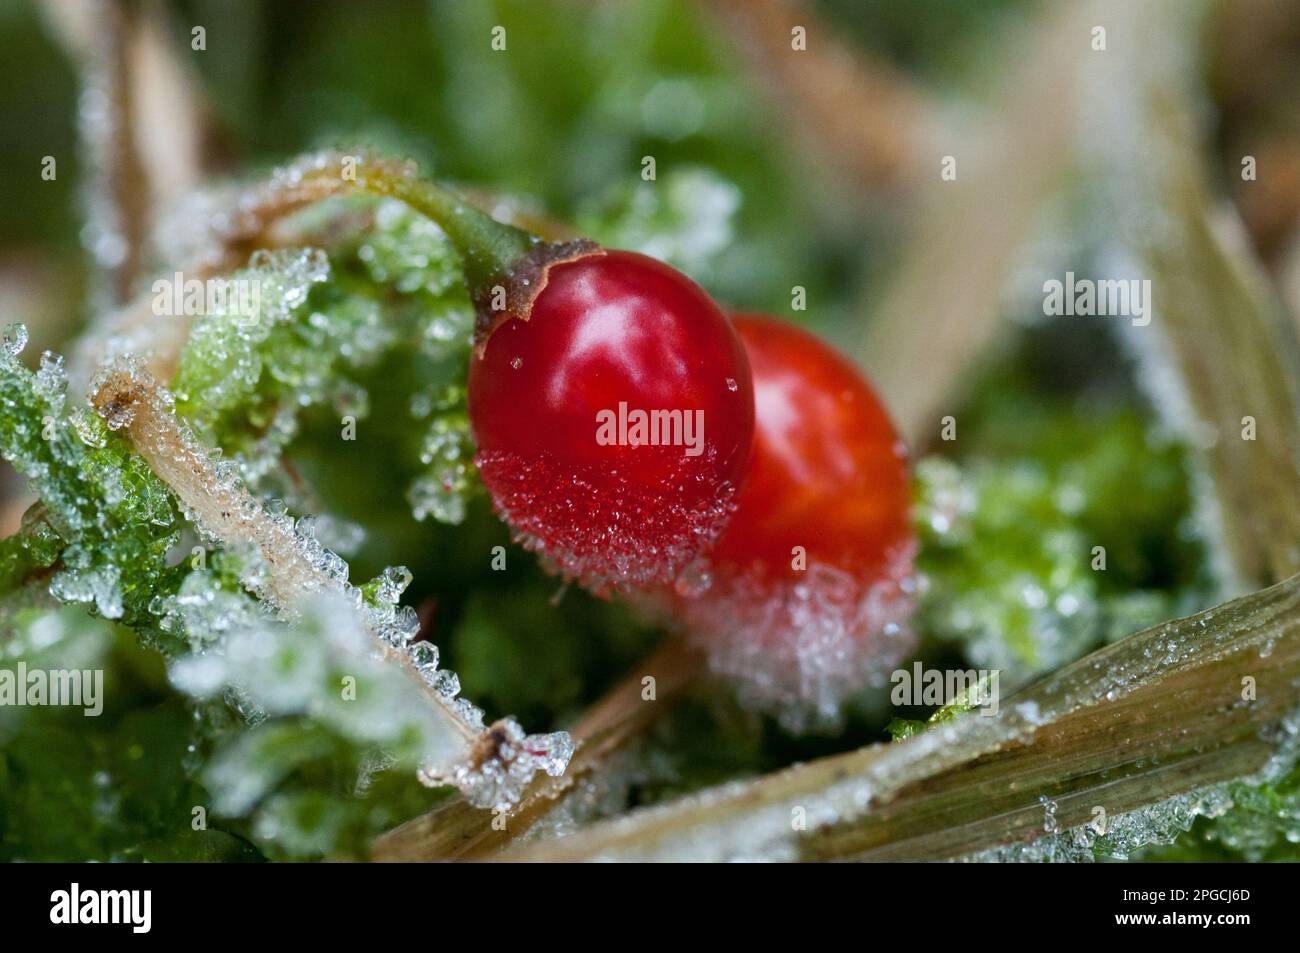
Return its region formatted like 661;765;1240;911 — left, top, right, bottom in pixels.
0;332;183;624
886;673;996;741
913;399;1212;683
1137;763;1300;862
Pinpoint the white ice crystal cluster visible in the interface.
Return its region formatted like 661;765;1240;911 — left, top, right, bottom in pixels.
678;545;918;733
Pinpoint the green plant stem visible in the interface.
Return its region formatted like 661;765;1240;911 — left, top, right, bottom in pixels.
351;169;535;291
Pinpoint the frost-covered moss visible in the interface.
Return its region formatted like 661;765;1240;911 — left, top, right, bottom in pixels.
0;326;182;624
1136;764;1300;862
169;202;481;528
913;404;1212;684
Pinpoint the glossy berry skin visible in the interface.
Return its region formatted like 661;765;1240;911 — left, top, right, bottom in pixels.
709;314;912;582
673;314;916;730
467;250;754;592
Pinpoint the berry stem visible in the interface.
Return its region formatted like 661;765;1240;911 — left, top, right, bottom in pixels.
351;167;536;291
340;157;600;349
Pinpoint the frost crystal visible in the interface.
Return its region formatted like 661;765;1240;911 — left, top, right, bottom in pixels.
476;446;739;593
409;391;477;525
437;720;577;811
173;247;330;438
675;545;918;732
151;571;269;653
965;709;1300;862
963;786;1238;863
49;565;124;620
2;323;30;357
408;640;440;677
1;330;181;626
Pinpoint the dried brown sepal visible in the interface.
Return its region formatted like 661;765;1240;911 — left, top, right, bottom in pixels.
471;240;603;356
467;721;515;771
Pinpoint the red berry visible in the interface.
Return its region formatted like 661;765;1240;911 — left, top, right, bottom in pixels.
468;250;755;593
710;315;912;579
674;314;916;729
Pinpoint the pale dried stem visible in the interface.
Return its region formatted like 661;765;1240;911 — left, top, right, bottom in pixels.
44;0;214;306
859;0;1103;450
87;364;480;753
1112;0;1300;588
1140;194;1300;588
505;574;1300;862
81;0;148;305
704;0;933;196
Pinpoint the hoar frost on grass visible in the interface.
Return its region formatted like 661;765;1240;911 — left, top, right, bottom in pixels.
1;317;569;811
168;591;570;813
85;353;571;807
965;710;1300;862
4;309;566;813
2;154;585;818
506;573;1300;861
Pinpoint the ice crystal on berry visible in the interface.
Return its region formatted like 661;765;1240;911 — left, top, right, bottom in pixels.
475;445;739;593
677;544;919;732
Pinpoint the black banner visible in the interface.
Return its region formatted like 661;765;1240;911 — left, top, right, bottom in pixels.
0;860;1280;939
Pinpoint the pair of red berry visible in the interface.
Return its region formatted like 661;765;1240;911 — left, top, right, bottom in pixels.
469;248;913;596
418;182;915;716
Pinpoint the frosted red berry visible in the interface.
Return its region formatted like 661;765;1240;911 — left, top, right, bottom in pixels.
674;314;917;729
707;314;913;581
467;250;754;593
